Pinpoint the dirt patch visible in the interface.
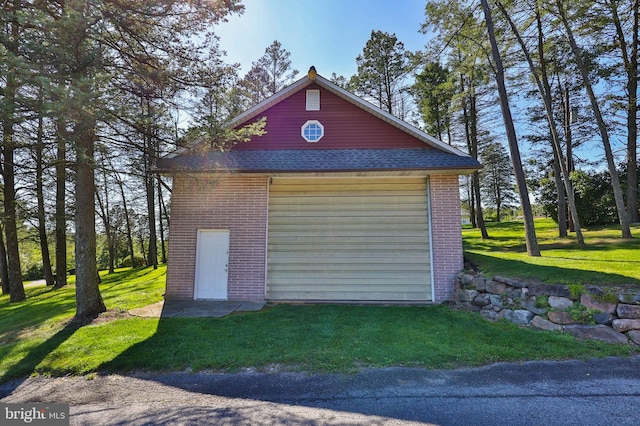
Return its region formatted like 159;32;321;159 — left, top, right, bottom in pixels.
86;310;133;325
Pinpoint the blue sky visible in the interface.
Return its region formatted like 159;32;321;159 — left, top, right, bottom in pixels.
214;0;429;79
212;1;617;168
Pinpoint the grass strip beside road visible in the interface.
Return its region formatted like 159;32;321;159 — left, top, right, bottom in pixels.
0;263;635;383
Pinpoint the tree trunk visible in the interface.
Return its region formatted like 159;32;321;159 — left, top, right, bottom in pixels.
146;174;157;269
556;0;632;239
536;21;584;245
468;81;489;239
116;174;136;269
468;177;477;228
73;111;106;321
495;1;584;245
481;0;540;256
552;154;568;237
144;99;158;269
3;145;26;302
472;173;488;235
562;85;575;233
1;112;25;302
95;176;114;274
1;3;26;302
157;176;167;264
0;224;10;295
138;230;147;266
626;41;639;223
459;70;488;238
608;0;638;222
103;168;114;273
36;110;55;286
54;119;68;288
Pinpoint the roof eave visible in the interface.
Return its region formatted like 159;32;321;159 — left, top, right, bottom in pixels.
156;165;480;176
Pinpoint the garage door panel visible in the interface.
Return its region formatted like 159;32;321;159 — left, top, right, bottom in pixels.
268;260;429;269
269;210;427;220
268;263;431;273
267;177;432;301
268;235;429;245
267;288;430;301
270;196;427;208
269;224;427;234
264;268;428;282
269;251;430;260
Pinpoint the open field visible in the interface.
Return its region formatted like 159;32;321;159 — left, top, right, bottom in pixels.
463;218;640;287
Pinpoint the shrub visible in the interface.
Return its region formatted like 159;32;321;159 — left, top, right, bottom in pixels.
534;295;549;309
121;255;146;268
567;284;585;299
592;290;619;304
23;263;44;281
567;303;599;325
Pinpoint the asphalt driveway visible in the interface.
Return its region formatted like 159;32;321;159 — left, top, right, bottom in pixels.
2;356;640;425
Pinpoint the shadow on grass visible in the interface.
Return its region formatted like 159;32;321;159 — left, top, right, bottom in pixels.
543;254;640;263
0;288;77;337
98;267;160;289
95;303;637;424
0;320;81;394
465;252;640;286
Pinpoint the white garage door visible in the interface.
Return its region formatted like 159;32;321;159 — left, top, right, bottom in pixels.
267;177;432;301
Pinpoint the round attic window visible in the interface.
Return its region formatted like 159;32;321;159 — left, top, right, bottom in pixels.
301;120;324;142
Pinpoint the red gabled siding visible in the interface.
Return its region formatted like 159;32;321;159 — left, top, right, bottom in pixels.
233;83;431;150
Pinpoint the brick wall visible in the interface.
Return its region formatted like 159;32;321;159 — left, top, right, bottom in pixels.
429;175;463;302
165;172;463;303
165;173;268;300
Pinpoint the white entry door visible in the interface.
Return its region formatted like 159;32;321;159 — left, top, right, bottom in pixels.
194;229;230;300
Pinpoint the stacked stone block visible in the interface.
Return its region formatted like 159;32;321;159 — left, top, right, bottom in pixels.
454;272;640;345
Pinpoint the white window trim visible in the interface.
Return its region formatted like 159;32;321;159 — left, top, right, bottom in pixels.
301;120;324;142
306;89;320;111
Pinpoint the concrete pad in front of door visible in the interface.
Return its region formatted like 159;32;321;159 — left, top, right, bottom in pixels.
162;300;265;318
129;300;265;318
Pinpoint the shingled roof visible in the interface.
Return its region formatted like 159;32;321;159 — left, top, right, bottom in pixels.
155;148;480;174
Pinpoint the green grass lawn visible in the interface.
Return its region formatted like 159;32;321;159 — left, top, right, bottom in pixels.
463;218;640;286
0;258;635;383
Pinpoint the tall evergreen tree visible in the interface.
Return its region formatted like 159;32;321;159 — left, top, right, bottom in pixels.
45;0;244;320
480;0;540;256
351;30;413;117
494;0;585;246
422;0;492;238
553;0;632;238
411;62;455;142
481;142;517;222
240;40;298;104
0;0;27;302
602;0;639;222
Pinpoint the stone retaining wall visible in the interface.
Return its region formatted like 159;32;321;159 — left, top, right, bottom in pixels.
454;272;640;345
